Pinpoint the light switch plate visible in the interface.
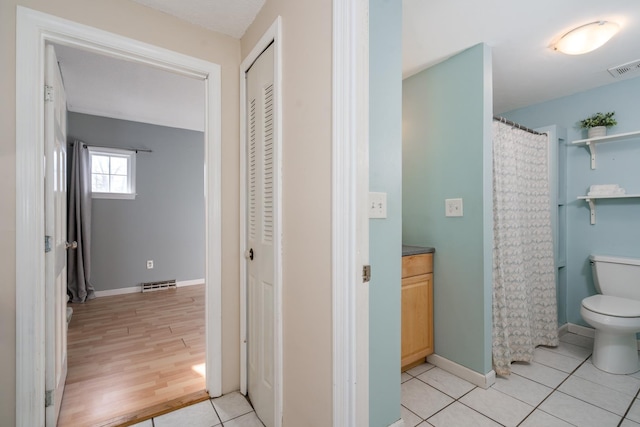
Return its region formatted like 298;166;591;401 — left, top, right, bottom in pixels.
369;192;387;219
445;198;463;217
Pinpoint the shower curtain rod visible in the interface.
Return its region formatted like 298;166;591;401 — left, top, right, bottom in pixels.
71;141;152;153
493;116;547;136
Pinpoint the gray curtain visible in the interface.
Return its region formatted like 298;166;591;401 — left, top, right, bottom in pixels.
68;140;95;302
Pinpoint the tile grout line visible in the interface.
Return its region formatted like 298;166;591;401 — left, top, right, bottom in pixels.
548;356;640;422
514;351;592;427
402;338;640;427
207;398;223;426
404;367;461;425
417;376;527;426
411;368;509;426
149;395;259;427
400;403;423;423
401;369;431;425
617;385;640;427
404;347;632;427
453;388;511;427
409;348;593;427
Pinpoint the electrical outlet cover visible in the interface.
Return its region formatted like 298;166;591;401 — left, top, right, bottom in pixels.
445;198;463;217
369;192;387;218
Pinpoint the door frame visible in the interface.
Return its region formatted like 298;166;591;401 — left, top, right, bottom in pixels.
239;17;283;427
15;7;222;426
332;0;370;425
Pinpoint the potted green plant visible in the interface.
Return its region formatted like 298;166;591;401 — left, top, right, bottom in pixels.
579;111;617;138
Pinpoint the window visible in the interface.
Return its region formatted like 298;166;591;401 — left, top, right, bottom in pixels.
89;147;136;199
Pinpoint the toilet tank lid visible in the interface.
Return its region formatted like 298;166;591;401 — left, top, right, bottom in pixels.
590;255;640;266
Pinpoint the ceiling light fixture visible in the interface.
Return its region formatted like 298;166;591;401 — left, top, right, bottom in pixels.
553;21;620;55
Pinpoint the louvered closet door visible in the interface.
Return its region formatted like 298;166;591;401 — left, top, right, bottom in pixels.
246;42;275;427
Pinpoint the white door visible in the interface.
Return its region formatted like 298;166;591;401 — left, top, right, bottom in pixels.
44;44;69;426
246;42;276;427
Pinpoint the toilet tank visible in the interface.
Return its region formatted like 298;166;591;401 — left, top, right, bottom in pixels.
590;255;640;299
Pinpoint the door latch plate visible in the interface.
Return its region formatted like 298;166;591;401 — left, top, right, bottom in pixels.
363;265;371;283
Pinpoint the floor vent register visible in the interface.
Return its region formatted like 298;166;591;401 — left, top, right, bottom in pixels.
141;279;177;293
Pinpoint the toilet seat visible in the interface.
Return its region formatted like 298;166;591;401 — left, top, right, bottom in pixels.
582;295;640;318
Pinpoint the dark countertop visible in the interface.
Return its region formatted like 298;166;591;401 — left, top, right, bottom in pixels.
402;245;435;256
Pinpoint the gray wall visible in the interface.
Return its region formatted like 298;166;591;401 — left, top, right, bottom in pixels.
68;112;205;291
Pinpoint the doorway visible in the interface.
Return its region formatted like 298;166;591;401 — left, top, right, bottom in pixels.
15;7;222;426
55;40;208;423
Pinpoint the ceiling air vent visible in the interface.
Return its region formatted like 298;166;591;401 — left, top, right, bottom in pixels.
608;59;640;78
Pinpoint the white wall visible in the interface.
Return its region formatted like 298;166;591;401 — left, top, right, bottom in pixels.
241;1;334;424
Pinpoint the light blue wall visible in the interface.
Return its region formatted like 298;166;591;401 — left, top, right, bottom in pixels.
503;76;640;326
402;44;494;374
68;113;205;292
369;0;402;424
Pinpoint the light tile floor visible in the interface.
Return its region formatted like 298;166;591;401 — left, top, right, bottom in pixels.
130;391;263;427
128;332;640;427
402;332;640;427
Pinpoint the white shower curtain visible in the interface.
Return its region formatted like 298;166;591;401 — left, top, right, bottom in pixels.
492;121;558;376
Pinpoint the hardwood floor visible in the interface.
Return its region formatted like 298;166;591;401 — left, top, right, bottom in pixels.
58;285;206;427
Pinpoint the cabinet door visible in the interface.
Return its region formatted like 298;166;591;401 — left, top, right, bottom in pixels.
401;273;433;369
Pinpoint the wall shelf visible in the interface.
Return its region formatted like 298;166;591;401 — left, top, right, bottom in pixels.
572;130;640;169
577;194;640;224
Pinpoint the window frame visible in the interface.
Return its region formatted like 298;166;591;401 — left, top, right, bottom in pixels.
88;146;137;200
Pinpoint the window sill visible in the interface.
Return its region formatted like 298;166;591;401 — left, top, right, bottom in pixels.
92;192;136;200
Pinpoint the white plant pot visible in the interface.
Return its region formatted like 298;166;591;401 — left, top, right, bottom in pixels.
588;126;607;138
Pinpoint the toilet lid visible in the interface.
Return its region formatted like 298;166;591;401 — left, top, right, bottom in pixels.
582;295;640;317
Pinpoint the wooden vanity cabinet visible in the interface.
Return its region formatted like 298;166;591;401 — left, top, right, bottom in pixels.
401;253;434;371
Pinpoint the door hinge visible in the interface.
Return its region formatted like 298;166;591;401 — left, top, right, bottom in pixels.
45;235;52;253
363;265;371;283
45;390;54;408
44;85;54;102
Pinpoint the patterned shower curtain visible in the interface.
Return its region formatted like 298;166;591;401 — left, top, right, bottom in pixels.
492;121;558;376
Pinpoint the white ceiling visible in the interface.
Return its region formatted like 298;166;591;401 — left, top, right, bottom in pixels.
403;0;640;113
132;0;265;39
55;44;205;132
56;0;640;132
56;0;268;133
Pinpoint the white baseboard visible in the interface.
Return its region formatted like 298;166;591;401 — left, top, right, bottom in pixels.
389;419;405;427
558;323;569;337
94;278;205;297
177;279;205;287
566;323;595;338
94;286;140;297
427;353;496;389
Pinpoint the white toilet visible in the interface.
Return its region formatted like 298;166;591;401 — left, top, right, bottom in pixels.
581;255;640;374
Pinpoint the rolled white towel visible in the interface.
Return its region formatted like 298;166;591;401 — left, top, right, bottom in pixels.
590;184;620;193
588;184;626;196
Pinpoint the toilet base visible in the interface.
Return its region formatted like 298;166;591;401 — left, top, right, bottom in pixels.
592;330;640;374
